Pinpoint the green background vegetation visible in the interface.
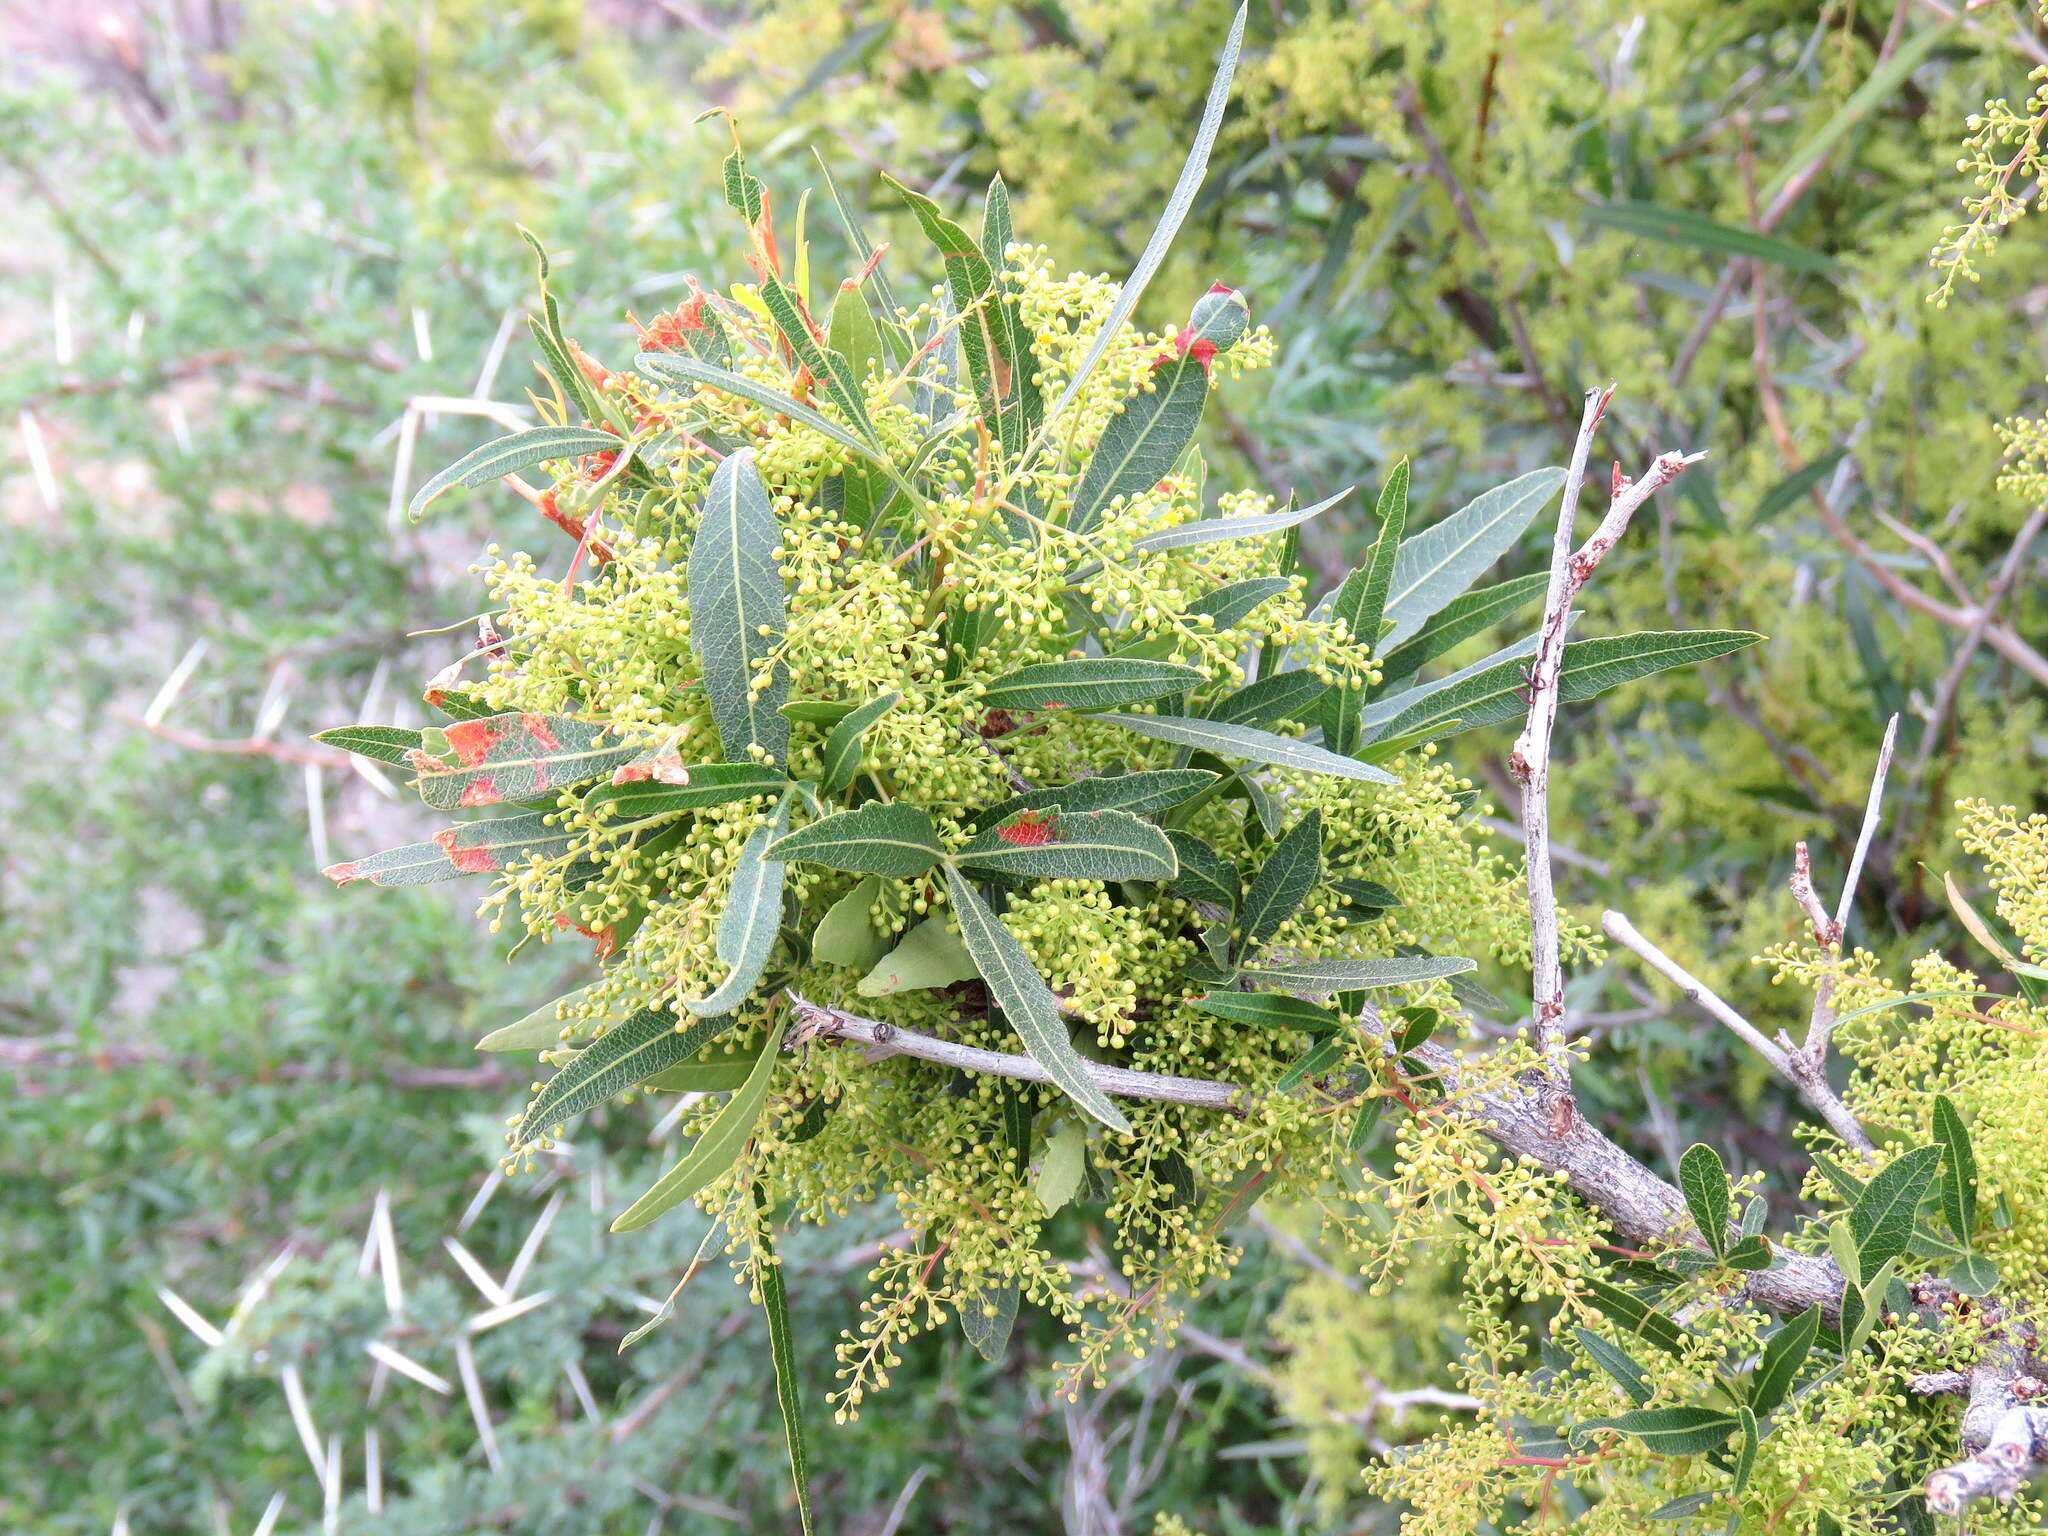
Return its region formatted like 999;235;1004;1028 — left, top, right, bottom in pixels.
4;0;2043;1530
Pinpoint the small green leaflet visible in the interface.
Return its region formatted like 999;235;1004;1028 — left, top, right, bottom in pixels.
689;449;790;765
1275;1035;1344;1092
1381;467;1565;649
412;713;641;810
1571;1406;1739;1457
955;809;1177;882
1127;485;1351;557
477;984;598;1052
1321;462;1409;754
982;658;1203;713
1582;202;1841;277
1037;1119;1087;1213
611;1018;787;1232
637;351;894;473
1848;1144;1941;1277
1931;1093;1979;1242
1188;577;1291;631
959;1280;1020;1363
1368;630;1764;743
588;764;791;819
314;724;422;767
826;280;884;385
814;876;890;969
769;801;944;878
1190;992;1338;1032
757;273;876;441
688;797;792;1016
1678;1143;1732;1259
1205;669;1328;728
517;1007;737;1141
408;426;622;522
1750;449;1846;527
977;770;1216;827
1240;955;1473;991
1165;830;1240;910
1583;1276;1687;1357
1238;809;1323;949
819;693;898;798
1573;1328;1651;1406
1068;341;1215;538
944;866;1130;1133
1949;1254;2000;1296
1374;573;1548;689
752;1195;814;1536
1747;1307;1818;1421
857;917;978;997
1732;1405;1759;1494
1099;713;1397;784
641;1048;762;1094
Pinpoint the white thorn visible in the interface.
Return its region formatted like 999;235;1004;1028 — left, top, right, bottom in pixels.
504;1189;564;1297
456;1166;505;1235
468;1291;554;1334
304;760;330;873
250;1492;285;1536
322;1435;342;1534
441;1236;511;1308
18;410;58;514
373;1191;404;1317
365;1428;383;1515
279;1365;326;1487
563;1359;601;1424
364;1340;453;1395
454;1338;502;1474
142;639;210;728
157;1286;224;1349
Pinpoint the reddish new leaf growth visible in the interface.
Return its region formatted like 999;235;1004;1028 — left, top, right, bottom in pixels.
611;750;690;786
634;284;717;350
997;810;1061;847
322;860;362;886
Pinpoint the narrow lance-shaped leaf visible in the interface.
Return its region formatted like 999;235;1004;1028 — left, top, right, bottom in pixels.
1848;1144;1942;1277
409;711;647;808
1678;1143;1732;1258
408;426;622;523
477;984;599;1053
1189;992;1339;1032
1127;484;1350;558
1099;712;1398;784
758;273;876;441
1374;572;1548;691
1932;1093;1979;1241
1165;830;1240;910
982;658;1204;713
1239;809;1323;948
517;1007;738;1143
324;811;578;888
976;770;1217;827
637;351;894;474
611;1018;788;1232
1368;630;1764;743
313;724;423;767
1240;955;1474;991
1204;669;1328;728
689;449;790;765
753;1193;815;1536
943;866;1131;1133
588;763;791;820
1322;461;1410;754
1382;467;1566;648
819;693;898;799
1570;1406;1739;1457
1748;1307;1819;1420
687;797;793;1016
956;809;1178;883
1187;577;1291;632
1573;1328;1652;1406
767;801;945;878
1067;286;1250;538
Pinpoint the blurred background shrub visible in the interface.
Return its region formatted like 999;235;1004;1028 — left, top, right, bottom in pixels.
4;0;2044;1530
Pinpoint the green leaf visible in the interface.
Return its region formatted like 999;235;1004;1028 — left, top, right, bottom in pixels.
955;809;1177;883
1069;347;1215;538
1037;1119;1087;1213
687;796;792;1015
1165;830;1241;909
1204;669;1329;728
313;724;423;767
819;693;898;799
327;810;583;889
768;801;944;878
1757;18;1958;208
857;916;979;997
588;764;792;819
1750;449;1846;528
1188;576;1291;631
1099;713;1397;783
1748;1307;1818;1420
637;350;895;474
611;1018;786;1232
826;280;884;386
1382;467;1565;648
640;1046;764;1094
977;770;1217;827
1189;992;1339;1032
1843;1256;1899;1355
1583;202;1841;276
412;714;642;810
1573;1328;1652;1406
688;448;790;765
1239;809;1323;947
1275;1034;1344;1092
1732;1405;1759;1494
959;1280;1020;1363
1392;1005;1438;1052
982;658;1204;713
753;1197;814;1536
944;867;1130;1133
409;426;623;522
518;1007;737;1140
1932;1093;1979;1243
1573;1406;1739;1457
477;985;598;1052
1948;1254;2000;1297
1127;485;1350;557
1321;462;1410;754
1374;573;1548;689
1849;1145;1941;1277
1368;630;1764;743
814;876;890;969
1041;3;1247;424
1650;1493;1720;1520
1583;1276;1687;1357
1240;955;1473;991
758;273;875;439
1679;1143;1733;1259
1723;1235;1774;1270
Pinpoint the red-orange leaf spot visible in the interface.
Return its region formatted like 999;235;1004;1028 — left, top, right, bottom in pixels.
457;776;501;808
520;714;562;752
445;719;504;767
998;811;1061;847
433;828;499;873
322;861;363;886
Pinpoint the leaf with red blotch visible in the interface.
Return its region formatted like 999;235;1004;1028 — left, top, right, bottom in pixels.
409;713;641;811
954;808;1177;882
324;811;576;887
